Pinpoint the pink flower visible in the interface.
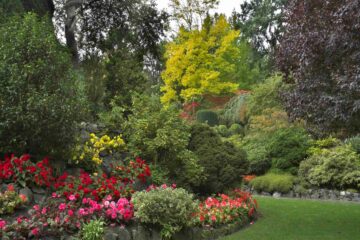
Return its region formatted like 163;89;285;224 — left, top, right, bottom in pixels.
41;207;47;214
68;194;76;201
161;184;167;189
31;227;39;236
105;195;112;201
76;222;81;229
33;205;40;211
111;212;117;219
68;209;74;216
104;201;110;207
0;220;6;229
211;215;217;222
171;184;177;189
82;198;88;204
59;203;66;211
17;217;23;224
52;192;60;198
55;216;60;224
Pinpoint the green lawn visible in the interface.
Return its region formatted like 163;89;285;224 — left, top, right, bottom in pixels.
223;197;360;240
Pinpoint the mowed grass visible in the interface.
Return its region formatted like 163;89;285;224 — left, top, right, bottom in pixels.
223;196;360;240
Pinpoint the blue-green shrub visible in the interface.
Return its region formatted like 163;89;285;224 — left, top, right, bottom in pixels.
196;110;219;126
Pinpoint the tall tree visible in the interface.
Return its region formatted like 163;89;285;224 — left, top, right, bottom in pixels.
169;0;219;30
161;15;261;106
231;0;287;54
277;0;360;136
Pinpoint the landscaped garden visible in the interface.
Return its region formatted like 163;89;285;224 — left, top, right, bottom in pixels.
0;0;359;239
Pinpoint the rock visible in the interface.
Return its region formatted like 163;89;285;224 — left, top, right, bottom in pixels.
19;187;33;203
104;232;118;240
273;192;281;198
262;192;271;196
31;186;46;194
310;192;320;199
340;191;346;196
132;225;151;240
117;228;132;240
34;193;46;204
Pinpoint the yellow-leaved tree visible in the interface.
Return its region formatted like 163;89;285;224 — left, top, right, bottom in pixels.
161;15;258;106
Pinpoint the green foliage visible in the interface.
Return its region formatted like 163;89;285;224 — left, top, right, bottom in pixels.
269;127;311;172
250;173;295;193
103;49;148;109
196;110;219;126
345;135;360;154
299;145;360;190
247;74;283;116
241;135;272;175
307;137;341;155
123;94;203;188
0;13;86;160
0;188;26;215
219;94;249;126
212;125;230;137
189;124;248;194
132;187;198;239
229;124;244;136
80;219;105;240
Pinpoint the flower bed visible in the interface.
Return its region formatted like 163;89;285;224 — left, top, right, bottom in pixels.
0;154;258;240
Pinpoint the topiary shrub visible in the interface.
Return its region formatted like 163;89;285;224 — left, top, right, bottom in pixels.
0;13;87;161
268;127;311;172
250;173;295;193
299;145;360;190
196;110;219;126
132;186;197;239
188;124;248;194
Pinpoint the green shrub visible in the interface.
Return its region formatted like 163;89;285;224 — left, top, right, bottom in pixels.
345;135;360;154
247;74;283;116
240;135;272;175
299;145;360;190
229;123;244;136
196;110;219;126
189;124;248;194
0;13;86;161
212;125;230;137
123;94;203;188
269;127;311;171
219;94;249;126
250;173;295;193
307;137;341;155
80;219;105;240
132;187;197;239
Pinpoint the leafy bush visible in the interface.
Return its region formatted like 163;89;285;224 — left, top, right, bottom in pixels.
132;186;197;239
0;185;27;215
189;124;248;194
212;125;230;137
269;127;311;172
299;145;360;190
196;110;219;126
123;94;203;188
247;74;283;116
248;108;291;135
307;137;341;155
345;135;360;154
250;173;295;193
0;13;86;161
80;219;105;240
241;136;272;175
219;94;249;126
229;123;244;136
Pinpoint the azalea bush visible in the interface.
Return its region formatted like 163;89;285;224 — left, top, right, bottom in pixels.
0;185;27;215
72;133;126;171
193;190;257;227
0;154;53;188
132;185;198;239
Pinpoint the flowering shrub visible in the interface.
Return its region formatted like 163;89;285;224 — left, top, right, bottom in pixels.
0;154;53;187
0;185;27;215
0;194;133;239
132;185;197;239
243;175;257;184
193;190;257;227
72;133;126;170
54;158;151;201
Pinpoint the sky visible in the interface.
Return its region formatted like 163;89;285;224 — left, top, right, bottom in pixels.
156;0;245;16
